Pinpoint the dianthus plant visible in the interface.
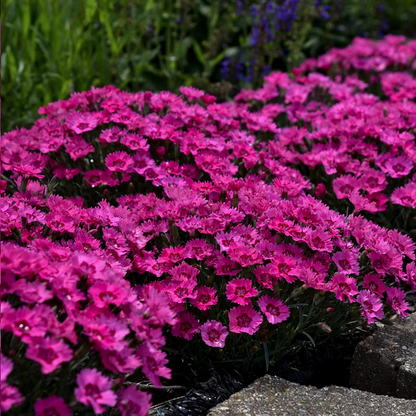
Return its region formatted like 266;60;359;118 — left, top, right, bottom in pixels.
1;35;415;415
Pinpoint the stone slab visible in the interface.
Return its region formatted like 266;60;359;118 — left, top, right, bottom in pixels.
350;313;416;399
207;375;416;416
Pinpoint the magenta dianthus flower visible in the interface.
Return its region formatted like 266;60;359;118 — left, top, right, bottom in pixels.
228;305;263;335
201;321;229;348
75;368;117;414
386;287;409;318
34;396;71;416
356;290;384;324
171;312;200;340
26;337;73;374
226;278;258;305
117;385;152;416
257;296;290;324
190;286;218;311
105;151;133;172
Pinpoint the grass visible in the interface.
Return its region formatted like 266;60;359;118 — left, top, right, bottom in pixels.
2;0;416;133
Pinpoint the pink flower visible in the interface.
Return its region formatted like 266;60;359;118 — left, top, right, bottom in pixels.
34;396;71;416
105;151;133;172
179;86;205;100
184;239;213;260
381;155;413;178
407;262;416;292
136;344;171;387
306;228;333;253
159;246;185;264
201;321;229;348
166;279;197;303
358;169;387;193
88;280;130;308
169;262;200;281
332;250;359;275
3;305;47;342
215;231;242;252
64;135;94;161
368;250;401;276
391;182;416;209
226;278;258;305
228;305;263;335
388;229;416;260
26;337;73;374
190;286;218;310
257;296;290;324
315;183;327;197
171;312;200;340
66;113;98;134
1;383;24;412
100;346;141;374
349;192;379;214
386;287;409;318
363;273;386;295
1;354;13;382
120;133;149;151
82;314;129;351
227;245;263;267
356;290;384;324
75;369;117;414
45;212;75;233
117;385;152;416
214;255;240;276
138;286;177;326
333;175;360;199
254;264;275;289
330;273;359;302
270;255;299;283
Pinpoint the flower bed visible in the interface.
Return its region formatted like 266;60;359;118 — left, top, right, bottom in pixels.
1;35;415;415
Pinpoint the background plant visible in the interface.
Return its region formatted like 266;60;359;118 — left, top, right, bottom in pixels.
3;0;416;134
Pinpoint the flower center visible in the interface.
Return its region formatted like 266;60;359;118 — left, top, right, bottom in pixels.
236;313;252;327
85;383;101;399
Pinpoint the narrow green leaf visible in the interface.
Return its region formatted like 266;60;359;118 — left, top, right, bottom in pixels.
192;41;205;67
85;0;97;23
7;47;17;80
301;331;316;347
262;341;270;372
22;0;31;38
98;9;118;55
145;0;154;12
209;51;225;69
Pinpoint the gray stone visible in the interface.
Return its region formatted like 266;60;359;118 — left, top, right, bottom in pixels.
350;313;416;399
397;355;416;399
207;375;416;416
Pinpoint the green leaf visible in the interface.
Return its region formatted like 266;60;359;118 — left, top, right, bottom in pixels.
301;331;316;348
60;79;73;99
262;341;270;372
22;0;31;38
6;47;17;80
209;51;225;69
192;41;205;67
98;9;118;54
145;0;154;12
85;0;97;23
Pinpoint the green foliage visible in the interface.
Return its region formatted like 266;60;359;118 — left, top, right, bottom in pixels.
2;0;416;133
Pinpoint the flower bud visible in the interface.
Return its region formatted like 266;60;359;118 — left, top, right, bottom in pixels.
317;322;332;333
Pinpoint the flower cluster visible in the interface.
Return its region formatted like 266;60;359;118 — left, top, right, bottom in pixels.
2;35;415;414
234;36;416;218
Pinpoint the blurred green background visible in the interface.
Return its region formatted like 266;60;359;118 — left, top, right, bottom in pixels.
2;0;416;133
